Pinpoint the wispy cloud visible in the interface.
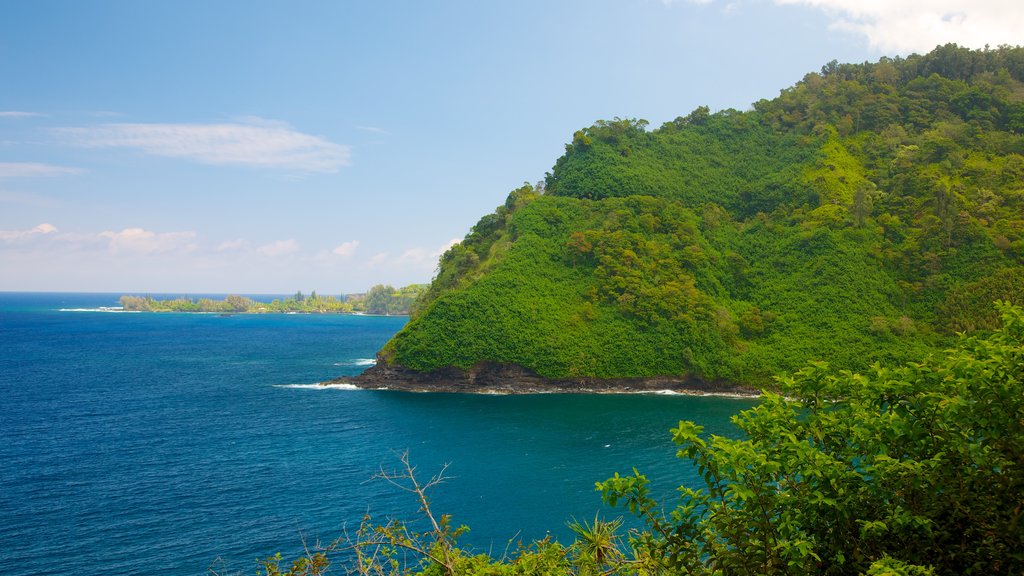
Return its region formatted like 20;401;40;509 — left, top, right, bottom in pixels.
772;0;1024;53
396;247;430;265
0;223;57;242
257;238;300;257
356;125;389;135
54;118;352;173
99;228;198;254
332;240;360;257
0;111;46;118
0;225;439;291
0;223;200;255
217;238;250;252
0;162;83;178
369;238;461;270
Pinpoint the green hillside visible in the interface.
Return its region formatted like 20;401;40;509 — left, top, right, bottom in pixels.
378;44;1024;387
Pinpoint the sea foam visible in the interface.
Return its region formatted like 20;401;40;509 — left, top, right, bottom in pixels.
332;358;376;367
59;307;139;313
274;382;360;390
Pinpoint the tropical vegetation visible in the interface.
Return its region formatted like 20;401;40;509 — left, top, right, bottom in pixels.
381;44;1024;386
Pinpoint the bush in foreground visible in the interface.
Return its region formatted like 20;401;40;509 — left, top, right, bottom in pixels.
601;302;1023;575
246;303;1023;576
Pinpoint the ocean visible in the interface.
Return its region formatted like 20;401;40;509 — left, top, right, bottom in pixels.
0;292;758;575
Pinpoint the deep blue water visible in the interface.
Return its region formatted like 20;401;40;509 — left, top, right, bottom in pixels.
0;292;757;575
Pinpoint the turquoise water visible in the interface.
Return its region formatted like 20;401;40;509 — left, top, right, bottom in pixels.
0;293;757;575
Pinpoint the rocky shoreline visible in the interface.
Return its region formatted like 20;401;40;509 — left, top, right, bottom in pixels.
326;360;760;397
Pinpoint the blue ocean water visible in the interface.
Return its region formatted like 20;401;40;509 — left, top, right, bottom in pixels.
0;293;757;575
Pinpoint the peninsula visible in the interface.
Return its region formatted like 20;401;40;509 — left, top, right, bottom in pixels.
343;45;1024;393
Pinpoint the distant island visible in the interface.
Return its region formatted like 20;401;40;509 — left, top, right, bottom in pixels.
119;284;427;315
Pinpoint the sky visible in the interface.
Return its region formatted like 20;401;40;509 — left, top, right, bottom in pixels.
1;0;1022;294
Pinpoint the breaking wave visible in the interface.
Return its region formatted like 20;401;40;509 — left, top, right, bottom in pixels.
332;358;376;367
273;382;360;390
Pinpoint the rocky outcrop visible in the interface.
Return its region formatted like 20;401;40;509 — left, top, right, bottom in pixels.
327;359;759;396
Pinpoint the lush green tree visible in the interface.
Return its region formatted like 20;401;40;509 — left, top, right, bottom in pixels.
599;302;1024;575
116;287;438;315
224;294;253;312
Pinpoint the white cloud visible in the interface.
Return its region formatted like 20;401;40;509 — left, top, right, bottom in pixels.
0;223;200;255
0;111;45;118
257;238;300;257
332;240;360;257
0;162;83;178
55;118;352;172
396;247;430;265
0;223;57;242
435;238;461;256
217;238;250;252
773;0;1024;53
356;125;389;135
0;225;441;292
99;227;198;254
371;238;463;270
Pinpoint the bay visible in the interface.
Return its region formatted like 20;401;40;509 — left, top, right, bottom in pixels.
0;292;757;575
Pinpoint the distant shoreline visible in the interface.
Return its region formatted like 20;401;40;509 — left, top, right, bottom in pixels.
59;306;409;317
116;285;426;316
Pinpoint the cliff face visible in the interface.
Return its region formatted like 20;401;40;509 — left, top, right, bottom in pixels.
360;45;1024;391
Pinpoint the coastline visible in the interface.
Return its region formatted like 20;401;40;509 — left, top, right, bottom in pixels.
328;360;761;398
60;306;409;317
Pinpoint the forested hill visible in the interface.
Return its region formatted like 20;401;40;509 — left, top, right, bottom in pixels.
372;44;1024;387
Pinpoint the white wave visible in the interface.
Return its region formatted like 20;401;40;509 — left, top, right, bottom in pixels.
274;382;361;391
649;389;760;399
59;307;139;313
332;358;376;367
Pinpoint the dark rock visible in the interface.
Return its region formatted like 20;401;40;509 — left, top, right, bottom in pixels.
327;359;759;397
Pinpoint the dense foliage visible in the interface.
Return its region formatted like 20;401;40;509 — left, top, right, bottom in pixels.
382;44;1024;385
119;284;427;315
350;284;430;315
255;304;1024;575
600;301;1024;575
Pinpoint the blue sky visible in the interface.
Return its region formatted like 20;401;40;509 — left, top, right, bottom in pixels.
1;0;1021;294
